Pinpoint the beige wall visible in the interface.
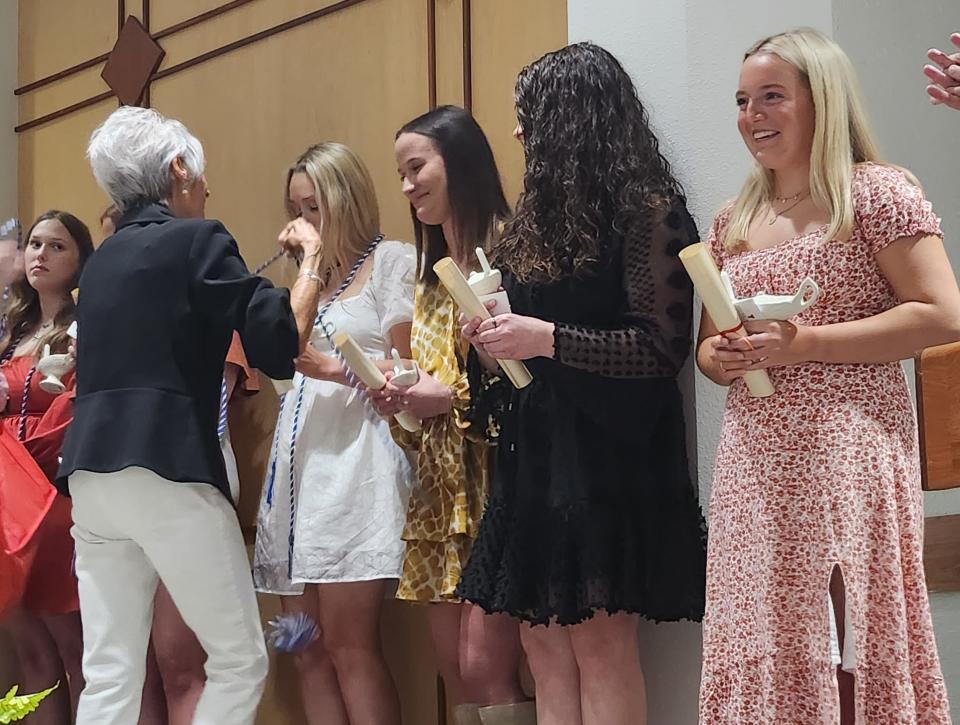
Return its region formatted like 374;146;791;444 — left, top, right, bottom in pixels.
1;0;16;218
13;1;565;722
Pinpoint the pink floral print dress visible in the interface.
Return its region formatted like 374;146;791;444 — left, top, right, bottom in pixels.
699;163;951;724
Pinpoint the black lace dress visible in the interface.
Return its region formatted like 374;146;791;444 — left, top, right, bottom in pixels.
456;197;708;626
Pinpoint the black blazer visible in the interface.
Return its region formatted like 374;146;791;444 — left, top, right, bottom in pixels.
57;203;298;500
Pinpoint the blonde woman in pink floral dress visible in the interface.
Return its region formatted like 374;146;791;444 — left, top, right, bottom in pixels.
696;29;959;724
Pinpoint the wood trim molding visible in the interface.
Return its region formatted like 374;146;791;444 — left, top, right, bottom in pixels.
14;53;112;97
427;0;437;109
15;91;116;133
461;0;472;110
141;0;151;108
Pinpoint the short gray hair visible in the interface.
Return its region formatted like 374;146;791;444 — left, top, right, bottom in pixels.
87;106;206;213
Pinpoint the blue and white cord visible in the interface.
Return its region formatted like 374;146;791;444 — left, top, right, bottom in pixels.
217;377;229;441
274;235;382;579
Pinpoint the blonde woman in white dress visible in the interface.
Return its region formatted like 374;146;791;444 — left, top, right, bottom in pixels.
254;143;415;725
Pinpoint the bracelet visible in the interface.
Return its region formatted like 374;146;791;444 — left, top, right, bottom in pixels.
299;269;323;283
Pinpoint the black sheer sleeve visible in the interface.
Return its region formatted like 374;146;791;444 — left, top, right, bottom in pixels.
189;222;299;380
552;198;696;378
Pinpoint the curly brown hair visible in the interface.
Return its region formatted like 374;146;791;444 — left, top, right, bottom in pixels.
496;42;685;282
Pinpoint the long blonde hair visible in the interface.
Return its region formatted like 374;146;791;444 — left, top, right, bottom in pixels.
724;28;884;250
285;143;380;289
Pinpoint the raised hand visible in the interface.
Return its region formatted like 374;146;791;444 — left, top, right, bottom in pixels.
278;217;323;259
925;33;960;111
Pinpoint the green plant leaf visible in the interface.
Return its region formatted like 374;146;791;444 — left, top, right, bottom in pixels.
0;682;60;723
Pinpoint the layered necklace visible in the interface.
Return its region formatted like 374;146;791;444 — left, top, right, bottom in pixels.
767;189;810;225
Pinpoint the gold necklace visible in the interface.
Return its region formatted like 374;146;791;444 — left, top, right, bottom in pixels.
31;319;55;340
767;192;810;225
772;188;809;204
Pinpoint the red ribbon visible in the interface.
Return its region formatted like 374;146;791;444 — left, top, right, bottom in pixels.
718;320;760;353
718;321;745;337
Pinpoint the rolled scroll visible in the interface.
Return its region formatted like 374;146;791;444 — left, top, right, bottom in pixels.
432;257;533;389
331;330;421;432
679;243;774;398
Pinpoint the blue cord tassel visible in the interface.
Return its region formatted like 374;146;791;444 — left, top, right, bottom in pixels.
265;612;320;653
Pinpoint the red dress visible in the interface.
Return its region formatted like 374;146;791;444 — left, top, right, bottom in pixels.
0;355;79;617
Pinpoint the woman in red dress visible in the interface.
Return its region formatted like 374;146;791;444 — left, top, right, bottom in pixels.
0;210;94;724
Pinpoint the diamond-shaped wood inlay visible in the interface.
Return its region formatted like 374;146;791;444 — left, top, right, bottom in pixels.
101;16;165;106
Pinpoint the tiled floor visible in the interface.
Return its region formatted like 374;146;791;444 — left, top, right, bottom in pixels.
931;591;960;719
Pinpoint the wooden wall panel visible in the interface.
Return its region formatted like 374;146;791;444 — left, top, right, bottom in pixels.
471;0;568;205
18;0;117;83
155;0;346;72
18;98;119;234
149;0;427;262
14;2;567;723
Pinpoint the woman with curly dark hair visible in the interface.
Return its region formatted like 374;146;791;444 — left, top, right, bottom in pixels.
458;43;708;725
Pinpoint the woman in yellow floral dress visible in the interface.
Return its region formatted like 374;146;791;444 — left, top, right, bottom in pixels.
373;106;534;725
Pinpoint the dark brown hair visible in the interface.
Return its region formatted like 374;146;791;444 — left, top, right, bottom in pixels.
2;210;94;356
396;105;510;284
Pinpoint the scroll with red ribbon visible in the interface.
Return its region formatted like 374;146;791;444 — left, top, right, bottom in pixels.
679;243;774;398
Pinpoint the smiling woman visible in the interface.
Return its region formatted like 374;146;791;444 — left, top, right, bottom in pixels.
381;106;531;724
697;28;959;725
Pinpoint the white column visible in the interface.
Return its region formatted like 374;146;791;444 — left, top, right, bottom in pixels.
833;0;960;517
567;3;828;723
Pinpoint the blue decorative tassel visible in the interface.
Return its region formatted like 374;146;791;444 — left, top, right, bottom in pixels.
265;612;320;653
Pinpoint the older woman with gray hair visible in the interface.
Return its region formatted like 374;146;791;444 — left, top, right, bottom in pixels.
57;106;326;725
